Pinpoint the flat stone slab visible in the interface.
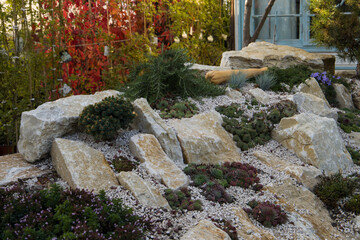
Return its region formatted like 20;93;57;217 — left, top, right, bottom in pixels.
51;138;119;192
18;90;120;162
0;153;49;186
169;110;241;165
129;134;189;190
180;220;231;240
117;171;171;210
249;88;271;105
298;78;330;107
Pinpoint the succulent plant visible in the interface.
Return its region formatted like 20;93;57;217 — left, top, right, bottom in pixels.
78;95;135;141
215;103;243;118
112;156;139;172
267;109;281;124
244;200;287;228
163;188;202;211
154;99;199;119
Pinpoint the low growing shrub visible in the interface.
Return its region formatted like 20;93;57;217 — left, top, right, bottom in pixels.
125;48;225;104
313;173;357;209
337;109;360;133
78;95;135;141
163;188;202;211
244;200;287;228
344;194;360;214
347;147;360;165
0;184;151;240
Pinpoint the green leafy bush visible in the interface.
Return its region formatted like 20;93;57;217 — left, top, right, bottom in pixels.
125;49;225;104
255;71;277;91
344;194;360;214
153;98;198;119
228;72;248;89
0;184;151;240
78;95;135;141
163;188;202;211
244;200;287;228
347;147;360;165
267;65;313;92
313;173;357;209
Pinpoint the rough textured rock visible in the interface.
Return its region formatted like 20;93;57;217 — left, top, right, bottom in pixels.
272;113;353;175
190;63;231;77
132;98;184;166
249;88;271;105
169;111;241;165
352;90;360;110
117;171;171;210
180;220;231;240
129;134;188;190
348;132;360;146
333;83;355;109
0;153;49;186
225;87;245;101
232;208;275;240
51;138;119;192
254;151;321;190
205;67;268;85
220;42;335;73
266;179;346;240
298;78;330;107
18;90;120;163
293;92;338;120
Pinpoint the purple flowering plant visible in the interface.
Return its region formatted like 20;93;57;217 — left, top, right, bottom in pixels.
311;71;340;86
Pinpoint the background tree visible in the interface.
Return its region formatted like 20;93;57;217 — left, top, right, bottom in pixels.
309;0;360;77
243;0;276;47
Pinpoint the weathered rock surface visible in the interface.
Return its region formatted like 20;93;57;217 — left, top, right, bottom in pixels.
169;111;241;165
298;78;330;107
232;208;275;240
272;113;353;175
132;98;184;166
205;67;268;85
352;90;360;110
249;88;271;105
190;63;231;77
225;87;245;101
18;90;120;163
254;151;321;190
220;42;335;73
0;153;49;186
180;220;231;240
333;83;355;109
348;132;360;146
293;92;338;120
117;171;171;210
129;134;188;190
266;179;346;240
51;138;119;192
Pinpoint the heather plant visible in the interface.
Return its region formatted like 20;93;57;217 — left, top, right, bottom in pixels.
213;219;238;240
347;147;360;165
337;109;360;133
313;173;357;209
215;103;243;118
344;194;360;214
125;48;225;104
78;95;135;141
163;188;203;211
255;71;277;91
244;200;287;228
228;72;248;89
153;98;198;119
0;184;151;240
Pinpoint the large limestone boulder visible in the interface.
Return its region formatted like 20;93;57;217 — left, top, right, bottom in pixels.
254;151;321;190
297;78;330;107
169;111;241;165
129;134;188;190
220;42;335;73
0;153;49;186
249;88;271;105
180;220;231;240
353;90;360;110
293;92;338;120
18;90;120;163
132;98;183;166
266;179;345;240
117;172;171;210
333;83;354;109
51;138;119;192
205;67;268;85
272;113;353;175
225;87;245;101
232;208;275;240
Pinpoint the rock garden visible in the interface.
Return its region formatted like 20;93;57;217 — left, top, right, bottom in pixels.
2;43;360;240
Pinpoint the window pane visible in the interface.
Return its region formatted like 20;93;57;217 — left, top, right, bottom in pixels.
254;0;299;15
254;16;300;40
